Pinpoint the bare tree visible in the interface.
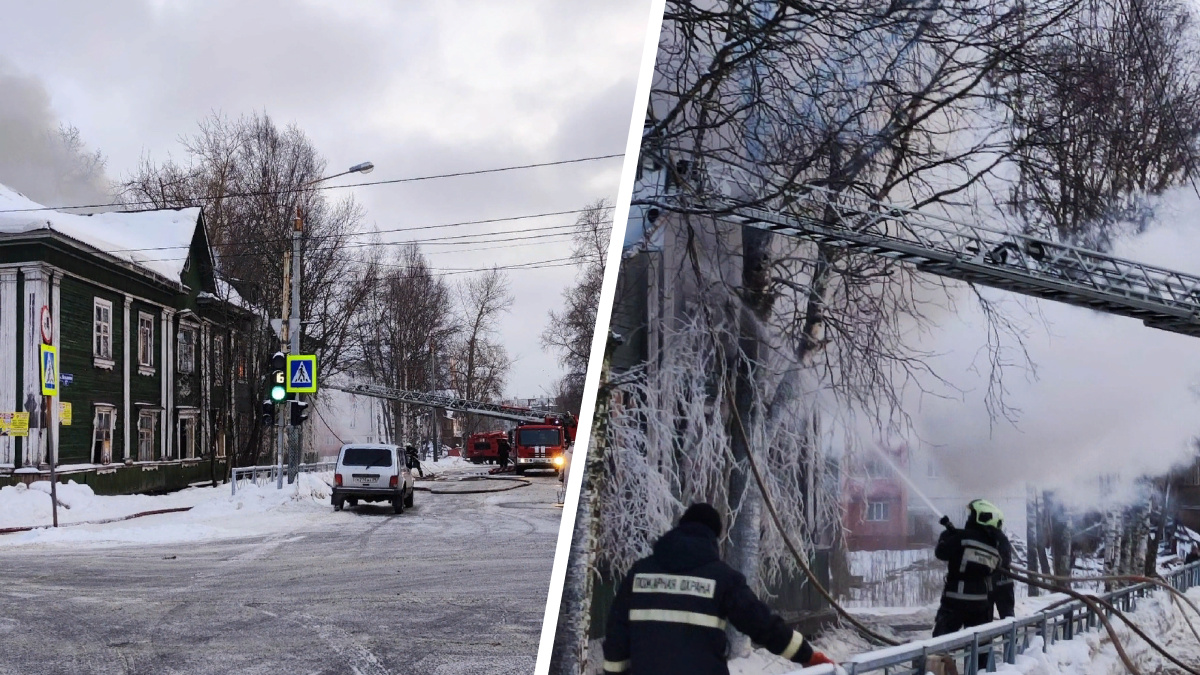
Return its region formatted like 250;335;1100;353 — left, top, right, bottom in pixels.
542;200;613;415
354;244;457;446
451;267;514;438
120;112;379;465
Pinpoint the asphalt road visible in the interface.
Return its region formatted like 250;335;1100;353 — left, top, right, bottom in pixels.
0;469;563;675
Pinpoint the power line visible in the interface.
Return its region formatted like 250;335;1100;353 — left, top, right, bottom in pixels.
107;207;603;254
0;154;624;214
127;222;582;265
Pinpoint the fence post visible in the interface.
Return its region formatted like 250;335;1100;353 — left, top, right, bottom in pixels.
1006;621;1018;663
1040;615;1049;652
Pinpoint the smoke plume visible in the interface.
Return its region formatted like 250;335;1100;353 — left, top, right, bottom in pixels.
0;58;111;208
889;188;1200;508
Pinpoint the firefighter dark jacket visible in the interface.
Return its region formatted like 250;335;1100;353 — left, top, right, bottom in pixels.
935;521;1015;618
601;521;814;675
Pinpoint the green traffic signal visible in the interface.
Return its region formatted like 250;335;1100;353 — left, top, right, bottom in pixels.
270;383;287;402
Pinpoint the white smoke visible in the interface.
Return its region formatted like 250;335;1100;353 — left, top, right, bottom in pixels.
0;58;111;207
888;188;1200;509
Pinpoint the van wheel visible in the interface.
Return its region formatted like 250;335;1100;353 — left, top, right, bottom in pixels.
347;499;358;507
333;497;344;511
515;466;525;476
404;489;415;508
392;497;404;514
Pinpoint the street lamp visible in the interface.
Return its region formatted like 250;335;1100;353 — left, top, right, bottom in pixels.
281;160;374;485
306;161;375;186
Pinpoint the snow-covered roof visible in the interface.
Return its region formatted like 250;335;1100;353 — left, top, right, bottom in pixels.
0;183;200;285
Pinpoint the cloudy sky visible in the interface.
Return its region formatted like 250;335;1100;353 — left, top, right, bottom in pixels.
0;0;652;397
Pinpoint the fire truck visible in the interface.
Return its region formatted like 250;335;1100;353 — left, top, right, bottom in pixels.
466;430;506;464
329;383;576;476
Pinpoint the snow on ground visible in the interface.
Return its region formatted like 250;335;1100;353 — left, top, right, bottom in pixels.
0;472;337;547
732;587;1200;674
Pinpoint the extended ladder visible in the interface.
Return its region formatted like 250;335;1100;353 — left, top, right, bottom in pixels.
327;382;561;424
660;184;1200;337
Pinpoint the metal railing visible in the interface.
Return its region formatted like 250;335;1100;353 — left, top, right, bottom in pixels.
787;561;1200;675
230;462;335;495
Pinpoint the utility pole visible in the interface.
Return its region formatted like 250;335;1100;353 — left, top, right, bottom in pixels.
287;208;303;483
277;251;291;489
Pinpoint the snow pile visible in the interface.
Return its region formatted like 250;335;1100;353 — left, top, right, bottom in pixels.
0;479;213;529
0;473;337;547
992;588;1200;674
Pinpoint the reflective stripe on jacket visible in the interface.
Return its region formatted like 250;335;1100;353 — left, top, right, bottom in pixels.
602;522;813;675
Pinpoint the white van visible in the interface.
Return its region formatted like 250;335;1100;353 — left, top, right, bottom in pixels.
332;444;416;514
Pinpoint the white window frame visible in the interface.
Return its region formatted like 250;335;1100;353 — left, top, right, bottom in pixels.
177;327;196;375
137;410;157;462
866;501;890;522
177;413;198;459
92;404;116;465
137;312;155;375
93;298;114;367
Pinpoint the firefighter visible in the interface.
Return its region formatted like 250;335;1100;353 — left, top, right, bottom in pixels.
602;503;835;675
404;444;423;478
933;499;1015;648
497;438;511;471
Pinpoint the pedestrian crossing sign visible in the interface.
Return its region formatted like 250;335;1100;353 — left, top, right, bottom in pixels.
40;344;58;396
286;354;318;393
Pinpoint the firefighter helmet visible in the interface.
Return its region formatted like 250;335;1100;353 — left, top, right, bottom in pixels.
968;499;1004;528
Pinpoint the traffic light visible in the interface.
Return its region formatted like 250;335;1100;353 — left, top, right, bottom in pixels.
269;351;287;403
261;399;276;426
289;395;310;426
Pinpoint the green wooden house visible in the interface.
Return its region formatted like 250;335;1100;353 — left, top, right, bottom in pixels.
0;184;251;494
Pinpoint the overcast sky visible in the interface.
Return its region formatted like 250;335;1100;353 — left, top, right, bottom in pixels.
0;0;651;397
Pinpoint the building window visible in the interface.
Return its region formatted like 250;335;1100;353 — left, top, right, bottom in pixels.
92;405;115;465
866;501;890;522
178;414;197;459
93;298;113;365
213;334;225;381
138;312;155;371
177;328;195;374
138;411;157;461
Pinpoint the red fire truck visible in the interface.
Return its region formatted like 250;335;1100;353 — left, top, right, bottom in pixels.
331;384;576;476
466;430;507;464
511;415;575;475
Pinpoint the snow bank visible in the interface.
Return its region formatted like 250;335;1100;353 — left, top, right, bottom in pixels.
0;479;213;529
0;472;336;547
747;587;1200;675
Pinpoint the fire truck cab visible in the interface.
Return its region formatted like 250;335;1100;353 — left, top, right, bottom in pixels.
511;416;573;476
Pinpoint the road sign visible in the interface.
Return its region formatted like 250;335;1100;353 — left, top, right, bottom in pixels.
40;344;57;396
286;354;317;393
39;306;52;344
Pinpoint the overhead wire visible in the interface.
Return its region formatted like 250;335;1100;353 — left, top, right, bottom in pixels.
0;154;624;214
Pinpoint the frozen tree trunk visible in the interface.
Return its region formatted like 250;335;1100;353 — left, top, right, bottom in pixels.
1026;487;1040;596
551;344;614;675
726;225;774;657
1045;492;1072;579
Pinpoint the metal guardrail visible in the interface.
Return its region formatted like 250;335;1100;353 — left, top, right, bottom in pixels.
230;462;335;495
786;561;1200;675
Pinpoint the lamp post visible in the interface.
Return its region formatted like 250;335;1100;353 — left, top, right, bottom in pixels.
284;161;373;484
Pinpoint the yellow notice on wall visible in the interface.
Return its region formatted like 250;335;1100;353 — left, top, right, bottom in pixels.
59;402;72;426
0;412;30;437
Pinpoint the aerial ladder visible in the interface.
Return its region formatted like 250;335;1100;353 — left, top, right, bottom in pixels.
327;382;563;425
327;382;576;478
674;184;1200;337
